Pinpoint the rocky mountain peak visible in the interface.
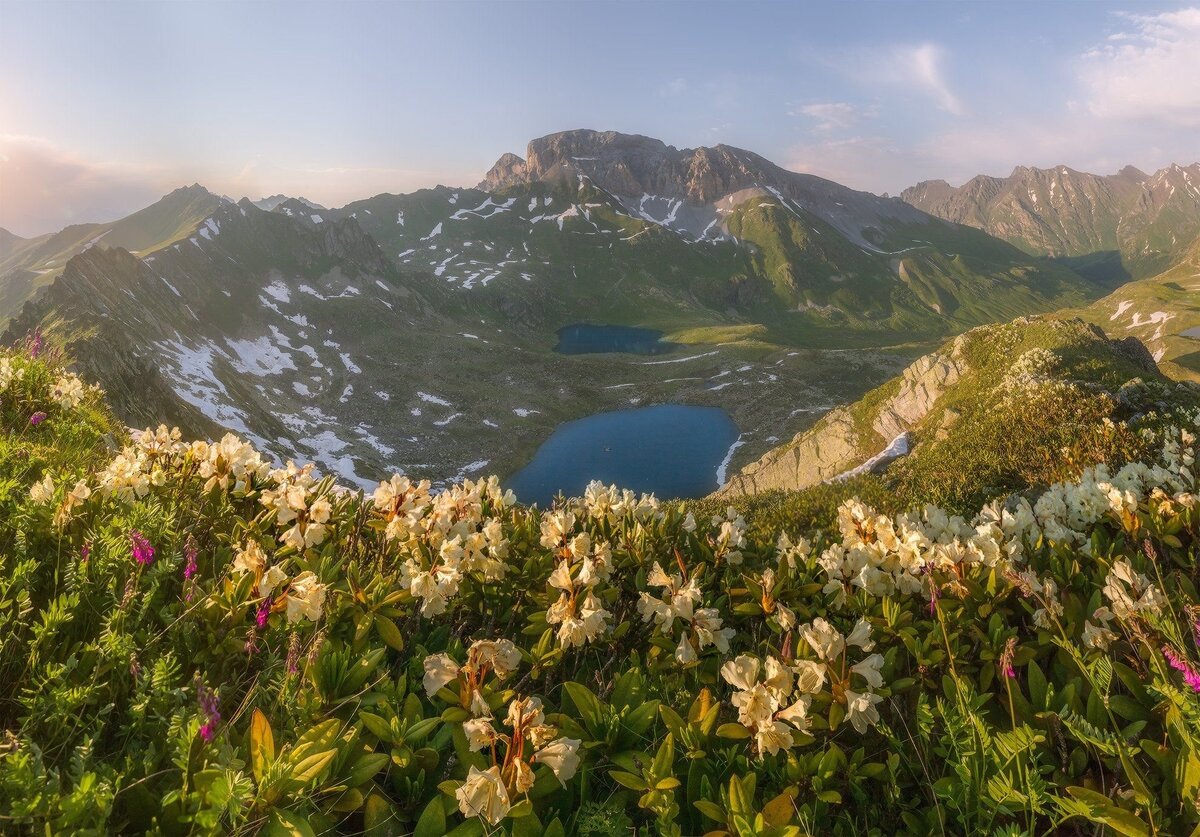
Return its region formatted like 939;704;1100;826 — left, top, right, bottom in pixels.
476;152;527;191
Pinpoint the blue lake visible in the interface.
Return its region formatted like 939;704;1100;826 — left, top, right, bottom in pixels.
1182;326;1200;339
554;323;680;355
506;404;740;506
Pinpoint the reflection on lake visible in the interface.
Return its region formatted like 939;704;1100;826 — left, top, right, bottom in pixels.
507;404;740;506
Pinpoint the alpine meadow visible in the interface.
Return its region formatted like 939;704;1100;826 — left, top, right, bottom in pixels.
3;2;1200;835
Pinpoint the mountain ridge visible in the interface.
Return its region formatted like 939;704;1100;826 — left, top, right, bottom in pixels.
901;161;1200;280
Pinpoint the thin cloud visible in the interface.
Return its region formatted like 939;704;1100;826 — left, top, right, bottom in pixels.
902;43;964;116
793;102;864;132
1081;7;1200;126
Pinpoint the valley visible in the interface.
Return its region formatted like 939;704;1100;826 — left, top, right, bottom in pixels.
3;130;1193;499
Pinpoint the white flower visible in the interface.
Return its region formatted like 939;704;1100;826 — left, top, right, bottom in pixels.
845;689;883;733
720;655;760;691
285;571;326;623
423;653;460;697
533;737;581;785
776;695;812;731
792;659;827;694
29;474;54;505
755;720;794;756
258;565;287;598
469;639;521;677
456;765;510;825
463;717;498;751
802;618;845;661
231;541;266;577
851;654;885;689
846;618;875;651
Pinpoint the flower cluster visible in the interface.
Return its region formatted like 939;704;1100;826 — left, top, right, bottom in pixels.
456;694;581;824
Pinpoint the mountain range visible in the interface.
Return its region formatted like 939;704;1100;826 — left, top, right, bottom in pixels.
3;129;1198;492
902;162;1200;283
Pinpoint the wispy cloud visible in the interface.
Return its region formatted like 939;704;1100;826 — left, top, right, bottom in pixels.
1080;7;1200;126
901;43;964;115
658;77;688;97
792;102;867;132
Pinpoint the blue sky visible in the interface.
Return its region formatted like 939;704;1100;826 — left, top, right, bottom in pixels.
1;0;1198;235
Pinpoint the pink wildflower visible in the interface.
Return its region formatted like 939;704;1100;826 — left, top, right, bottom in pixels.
29;412;47;426
130;530;155;566
1163;647;1200;693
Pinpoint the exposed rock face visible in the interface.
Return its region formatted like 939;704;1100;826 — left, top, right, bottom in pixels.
872;342;967;440
901;163;1200;278
717;341;967;497
716;408;864;497
476;152;528;191
478;129;933;247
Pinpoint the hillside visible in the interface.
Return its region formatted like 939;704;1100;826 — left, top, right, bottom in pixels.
902;163;1200;281
1;131;1109;490
2;338;1200;835
718;316;1197;511
1074;235;1200;383
0;185;225;326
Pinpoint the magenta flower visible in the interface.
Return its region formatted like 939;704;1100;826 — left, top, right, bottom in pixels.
255;597;271;630
1163;647;1200;693
80;541;91;563
29;412;47;427
130;530;155;566
27;330;42;359
183;538;198;580
195;678;221;742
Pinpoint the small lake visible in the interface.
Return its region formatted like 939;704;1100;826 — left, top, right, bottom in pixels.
506;404;740;506
1182;326;1200;339
554;323;680;355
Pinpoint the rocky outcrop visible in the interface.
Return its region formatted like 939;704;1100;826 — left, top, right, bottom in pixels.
476;152;528;192
716;340;968;498
478;129;932;247
872;341;967;440
715;408;864;497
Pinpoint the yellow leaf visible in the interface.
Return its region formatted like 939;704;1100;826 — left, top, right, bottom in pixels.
762;787;798;827
250;708;275;785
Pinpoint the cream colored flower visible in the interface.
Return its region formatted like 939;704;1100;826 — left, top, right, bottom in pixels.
533;737;581;785
258;565;287;598
232;541;266;576
720;655;760;691
463;717;498;751
285;571;326;623
802;618;845;661
456;765;510;825
29;474;54;505
845;689;883;733
423;653;460;697
851;654;885;689
792;659;827;694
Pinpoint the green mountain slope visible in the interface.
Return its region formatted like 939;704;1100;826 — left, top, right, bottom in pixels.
902;163;1200;281
1072;235;1200;383
0;185;224;326
717;316;1197;512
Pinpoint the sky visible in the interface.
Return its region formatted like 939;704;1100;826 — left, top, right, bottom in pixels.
1;0;1198;237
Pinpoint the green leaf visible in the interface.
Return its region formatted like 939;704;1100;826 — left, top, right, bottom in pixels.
610;770;648;791
264;808;317;837
375;615;405;651
1064;786;1150;837
716;723;751;740
414;796;447;837
694;800;728;823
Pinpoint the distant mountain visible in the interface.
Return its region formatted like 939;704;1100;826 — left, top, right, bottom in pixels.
901;163;1200;281
2;130;1116;489
0;184;225;324
252;194;328;212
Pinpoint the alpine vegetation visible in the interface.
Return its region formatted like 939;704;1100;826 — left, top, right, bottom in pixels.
3;338;1200;836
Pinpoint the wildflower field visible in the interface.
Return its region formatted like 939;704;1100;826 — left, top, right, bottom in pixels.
3;342;1200;836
